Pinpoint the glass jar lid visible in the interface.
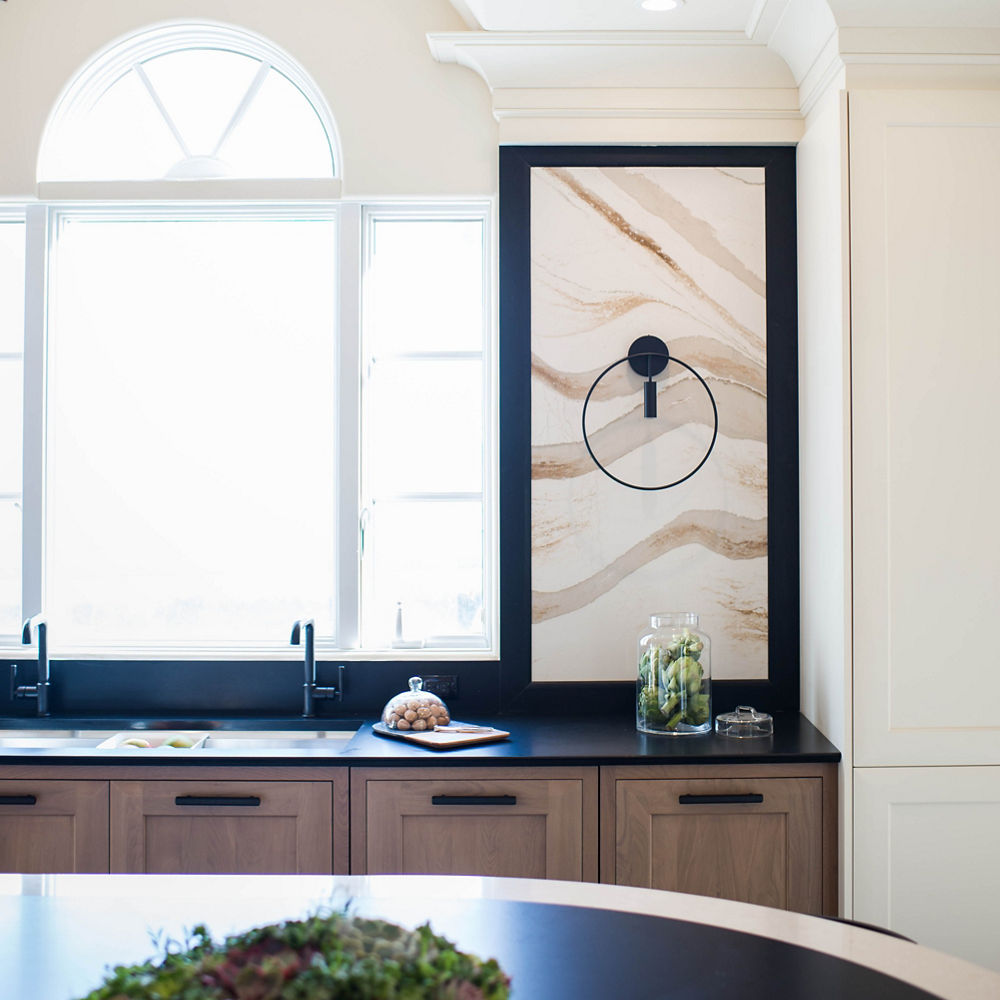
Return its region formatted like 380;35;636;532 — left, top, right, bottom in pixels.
715;705;773;738
381;676;451;732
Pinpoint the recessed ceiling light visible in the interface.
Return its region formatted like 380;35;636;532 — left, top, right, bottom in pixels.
640;0;684;10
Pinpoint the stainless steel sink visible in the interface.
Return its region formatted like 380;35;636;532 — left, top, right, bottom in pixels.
203;730;357;751
0;729;358;752
0;732;104;749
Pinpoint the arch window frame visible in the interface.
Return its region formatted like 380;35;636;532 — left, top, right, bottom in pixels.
37;20;343;200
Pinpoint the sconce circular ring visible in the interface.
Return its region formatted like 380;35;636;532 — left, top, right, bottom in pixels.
581;350;719;491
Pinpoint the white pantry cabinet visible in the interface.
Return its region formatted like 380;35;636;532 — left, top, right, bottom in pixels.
847;89;1000;969
849;89;1000;770
854;766;1000;971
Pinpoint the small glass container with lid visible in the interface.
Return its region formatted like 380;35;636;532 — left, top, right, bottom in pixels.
381;676;451;732
637;613;711;735
715;705;773;738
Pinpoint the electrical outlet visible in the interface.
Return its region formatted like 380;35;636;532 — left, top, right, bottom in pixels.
421;674;458;699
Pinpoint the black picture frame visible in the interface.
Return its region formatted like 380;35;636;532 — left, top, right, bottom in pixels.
497;145;799;716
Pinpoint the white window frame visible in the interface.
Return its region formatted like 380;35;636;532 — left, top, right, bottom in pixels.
358;202;496;656
0;206;30;642
37;20;343;200
8;196;497;660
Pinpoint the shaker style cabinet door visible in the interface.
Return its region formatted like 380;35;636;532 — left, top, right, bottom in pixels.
111;779;335;874
602;766;835;915
0;780;109;873
352;767;599;881
849;89;1000;767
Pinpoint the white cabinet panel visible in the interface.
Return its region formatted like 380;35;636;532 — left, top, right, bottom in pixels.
850;90;1000;766
854;766;1000;971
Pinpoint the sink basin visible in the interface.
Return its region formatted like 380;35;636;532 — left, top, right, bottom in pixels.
0;733;104;749
0;729;358;752
203;730;357;751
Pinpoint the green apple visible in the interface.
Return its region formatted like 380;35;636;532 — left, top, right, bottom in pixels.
121;738;151;748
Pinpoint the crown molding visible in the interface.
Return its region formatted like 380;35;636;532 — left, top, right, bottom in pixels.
428;12;1000;133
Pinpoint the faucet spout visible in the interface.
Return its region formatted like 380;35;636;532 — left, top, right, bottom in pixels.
20;614;50;717
291;618;316;717
290;618;340;718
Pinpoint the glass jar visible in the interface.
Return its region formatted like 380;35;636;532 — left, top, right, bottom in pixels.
636;613;711;735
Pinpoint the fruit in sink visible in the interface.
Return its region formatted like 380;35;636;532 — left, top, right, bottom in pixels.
121;738;152;748
165;736;195;748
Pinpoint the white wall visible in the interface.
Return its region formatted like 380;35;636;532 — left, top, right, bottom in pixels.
0;0;497;197
795;79;852;913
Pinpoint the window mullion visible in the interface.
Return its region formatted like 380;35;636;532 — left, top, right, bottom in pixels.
21;205;47;623
336;203;362;650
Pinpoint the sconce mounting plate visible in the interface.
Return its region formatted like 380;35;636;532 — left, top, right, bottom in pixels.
628;336;669;378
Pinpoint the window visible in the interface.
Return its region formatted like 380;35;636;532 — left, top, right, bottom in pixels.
4;23;495;660
0;215;25;638
38;22;338;183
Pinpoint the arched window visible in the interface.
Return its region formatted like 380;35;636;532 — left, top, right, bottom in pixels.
8;22;493;660
38;22;340;186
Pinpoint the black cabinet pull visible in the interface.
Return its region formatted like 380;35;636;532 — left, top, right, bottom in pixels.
174;796;261;807
678;793;764;805
431;795;517;807
0;795;37;806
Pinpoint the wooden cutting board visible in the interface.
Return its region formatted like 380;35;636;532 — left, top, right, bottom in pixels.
372;722;510;750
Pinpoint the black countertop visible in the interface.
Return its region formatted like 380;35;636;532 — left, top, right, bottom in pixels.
0;711;840;765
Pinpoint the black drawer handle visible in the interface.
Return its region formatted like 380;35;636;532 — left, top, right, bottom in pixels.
0;795;37;806
679;793;764;805
431;795;517;807
174;796;261;807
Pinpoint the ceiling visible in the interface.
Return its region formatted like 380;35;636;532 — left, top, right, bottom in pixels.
449;0;761;33
448;0;1000;33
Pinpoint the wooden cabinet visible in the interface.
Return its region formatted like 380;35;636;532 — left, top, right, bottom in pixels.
601;765;837;915
110;778;343;874
0;779;109;873
352;767;598;881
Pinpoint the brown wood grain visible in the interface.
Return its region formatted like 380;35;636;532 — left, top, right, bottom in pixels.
601;764;833;915
0;779;109;873
110;780;333;874
351;767;599;881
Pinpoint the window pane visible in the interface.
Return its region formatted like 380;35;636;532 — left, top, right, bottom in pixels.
219;69;334;178
367;358;483;495
48;215;337;645
0;501;20;636
0;221;25;352
366;219;485;354
0;360;21;491
141;49;261;159
364;501;484;647
45;69;182;181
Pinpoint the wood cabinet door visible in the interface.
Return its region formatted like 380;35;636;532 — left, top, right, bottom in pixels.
608;773;824;913
111;780;332;874
353;767;598;881
0;780;109;873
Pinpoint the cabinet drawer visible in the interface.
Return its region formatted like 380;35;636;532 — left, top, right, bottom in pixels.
602;766;833;914
352;767;598;881
111;780;333;874
0;780;109;873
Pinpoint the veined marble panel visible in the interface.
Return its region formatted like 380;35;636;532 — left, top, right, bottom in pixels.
531;165;767;682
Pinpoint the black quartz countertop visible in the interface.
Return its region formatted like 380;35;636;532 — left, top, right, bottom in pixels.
0;711;840;765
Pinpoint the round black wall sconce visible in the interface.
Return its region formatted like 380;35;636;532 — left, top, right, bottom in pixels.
581;335;719;491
